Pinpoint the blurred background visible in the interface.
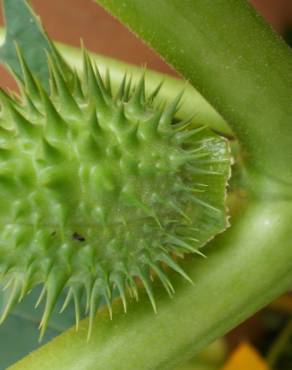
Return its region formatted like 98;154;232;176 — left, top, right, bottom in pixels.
0;1;292;369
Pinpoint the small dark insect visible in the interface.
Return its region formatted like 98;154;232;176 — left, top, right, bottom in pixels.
73;232;86;242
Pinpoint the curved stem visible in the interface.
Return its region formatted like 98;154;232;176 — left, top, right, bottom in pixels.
9;200;292;370
95;0;292;186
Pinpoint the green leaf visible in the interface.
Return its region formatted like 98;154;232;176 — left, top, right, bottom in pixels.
0;0;53;89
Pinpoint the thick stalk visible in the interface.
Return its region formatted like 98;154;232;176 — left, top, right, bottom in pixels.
9;201;292;370
95;0;292;186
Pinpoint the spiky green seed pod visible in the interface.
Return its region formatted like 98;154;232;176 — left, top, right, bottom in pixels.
0;47;230;338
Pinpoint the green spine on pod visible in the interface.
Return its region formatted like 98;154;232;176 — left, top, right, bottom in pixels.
0;45;231;339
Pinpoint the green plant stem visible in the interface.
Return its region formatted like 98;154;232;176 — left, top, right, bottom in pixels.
267;317;292;367
95;0;292;189
0;29;230;136
9;201;292;370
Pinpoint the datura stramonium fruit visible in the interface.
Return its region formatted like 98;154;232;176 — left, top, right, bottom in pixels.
0;47;230;337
